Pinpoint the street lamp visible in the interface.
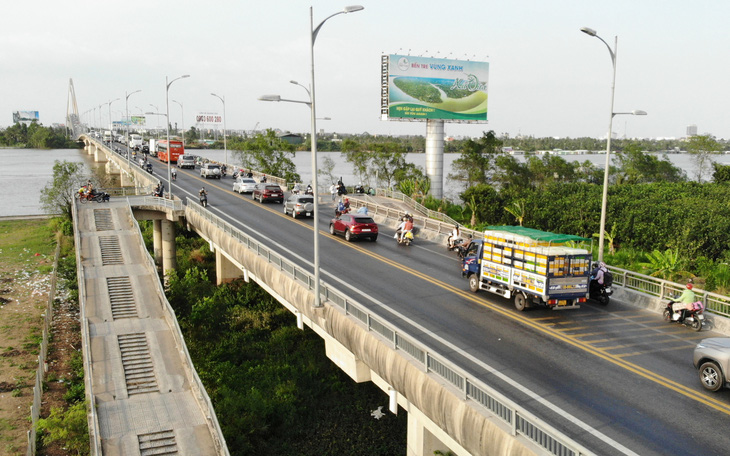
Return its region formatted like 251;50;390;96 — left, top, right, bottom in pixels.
172;99;185;150
107;98;120;140
125;90;141;170
259;5;363;308
165;74;190;199
150;104;160;139
581;27;646;262
211;93;227;167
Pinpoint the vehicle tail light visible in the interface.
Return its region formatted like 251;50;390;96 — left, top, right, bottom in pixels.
547;299;557;305
577;297;586;303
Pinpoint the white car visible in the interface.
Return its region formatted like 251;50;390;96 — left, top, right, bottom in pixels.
232;177;257;193
200;163;221;179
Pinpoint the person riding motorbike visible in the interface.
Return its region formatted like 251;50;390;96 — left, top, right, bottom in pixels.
590;262;608;293
672;280;697;322
335;197;350;217
293;182;301;194
400;217;414;242
199;187;208;198
171;169;177;181
448;224;462;249
305;184;313;195
355;182;365;193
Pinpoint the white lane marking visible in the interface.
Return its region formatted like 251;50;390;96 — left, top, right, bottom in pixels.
182;191;638;456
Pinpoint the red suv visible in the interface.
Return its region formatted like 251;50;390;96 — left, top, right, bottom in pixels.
329;214;378;242
252;184;284;203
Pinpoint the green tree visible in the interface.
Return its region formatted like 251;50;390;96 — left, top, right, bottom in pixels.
686;135;721;182
230;129;300;183
40;160;86;219
449;130;503;188
318;156;337;187
614;143;685;184
712;163;730;183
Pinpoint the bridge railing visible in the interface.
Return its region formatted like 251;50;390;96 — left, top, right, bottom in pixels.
608;266;730;318
375;188;459;226
350;195;730;320
185;199;594;456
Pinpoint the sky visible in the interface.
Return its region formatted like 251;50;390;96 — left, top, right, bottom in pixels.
2;0;729;140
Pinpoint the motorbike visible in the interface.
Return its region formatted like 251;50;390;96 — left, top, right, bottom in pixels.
589;279;613;305
664;299;704;331
144;163;153;174
199;194;208;207
171;170;177;181
395;230;414;246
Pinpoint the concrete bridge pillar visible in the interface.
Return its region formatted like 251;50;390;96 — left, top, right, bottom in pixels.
153;219;163;267
106;161;120;175
406;407;455;456
88;144;96;155
121;171;134;187
94;146;108;163
161;219;176;278
425;119;445;200
215;250;243;285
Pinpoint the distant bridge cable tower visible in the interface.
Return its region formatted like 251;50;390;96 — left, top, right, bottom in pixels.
66;78;82;139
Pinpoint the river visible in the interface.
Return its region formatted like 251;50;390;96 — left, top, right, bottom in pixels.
3;147;729;217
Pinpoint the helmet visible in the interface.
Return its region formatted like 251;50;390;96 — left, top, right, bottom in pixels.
687;280;694;290
344;197;349;203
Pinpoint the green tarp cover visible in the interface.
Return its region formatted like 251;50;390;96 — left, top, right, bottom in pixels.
485;226;591;244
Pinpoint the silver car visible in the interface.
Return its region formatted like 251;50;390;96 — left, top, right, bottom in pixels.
283;194;314;218
200;163;221;179
693;338;730;391
177;155;196;169
232;177;257;194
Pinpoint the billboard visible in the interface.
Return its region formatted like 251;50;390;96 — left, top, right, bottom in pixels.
13;110;40;123
113;117;146;127
131;116;146;125
195;112;222;125
381;54;489;122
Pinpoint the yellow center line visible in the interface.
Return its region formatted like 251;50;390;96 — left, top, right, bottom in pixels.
327;233;730;415
196;184;730;415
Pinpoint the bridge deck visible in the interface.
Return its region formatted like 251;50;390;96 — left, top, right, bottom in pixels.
76;200;220;456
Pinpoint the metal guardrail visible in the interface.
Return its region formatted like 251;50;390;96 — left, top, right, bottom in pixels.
608;266;730;318
355;194;730;320
376;188;459;226
185;199;594;456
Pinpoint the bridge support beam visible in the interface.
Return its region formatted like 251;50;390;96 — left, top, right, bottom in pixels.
324;336;371;383
105;161;120;175
161;219;176;278
94;146;108;163
153;220;163;267
215;250;243;285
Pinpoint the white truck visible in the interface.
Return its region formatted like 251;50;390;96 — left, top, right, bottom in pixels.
461;226;592;311
129;134;143;150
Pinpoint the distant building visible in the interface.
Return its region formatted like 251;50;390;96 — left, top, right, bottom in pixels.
277;132;304;145
686;124;698;136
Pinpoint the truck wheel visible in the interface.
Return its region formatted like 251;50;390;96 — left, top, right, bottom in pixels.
468;275;480;293
514;293;527;311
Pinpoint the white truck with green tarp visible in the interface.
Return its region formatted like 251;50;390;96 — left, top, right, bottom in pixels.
461;226;592;311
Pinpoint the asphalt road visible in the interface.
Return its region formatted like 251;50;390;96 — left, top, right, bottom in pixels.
130;149;730;456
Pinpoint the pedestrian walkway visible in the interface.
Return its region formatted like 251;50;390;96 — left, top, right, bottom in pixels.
75;200;226;455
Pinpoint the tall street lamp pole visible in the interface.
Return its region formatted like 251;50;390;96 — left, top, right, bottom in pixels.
125;90;141;170
172;99;185;150
259;5;363;308
211;93;227;167
150;104;160;139
165;75;190;198
108;98;120;139
308;5;363;306
581;27;646;262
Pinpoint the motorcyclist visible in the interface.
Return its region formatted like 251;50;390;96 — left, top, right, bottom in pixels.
293;182;301;194
672;280;697;322
199;187;208;199
448;224;461;249
305;183;313;195
401;216;414;242
590;262;608;294
355;182;364;193
171;169;177;180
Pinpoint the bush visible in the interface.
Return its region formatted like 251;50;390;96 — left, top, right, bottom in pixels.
36;402;89;456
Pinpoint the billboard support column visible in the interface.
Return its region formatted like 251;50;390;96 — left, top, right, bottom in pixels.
425;119;445;200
